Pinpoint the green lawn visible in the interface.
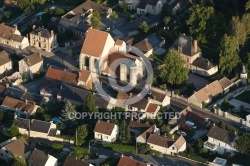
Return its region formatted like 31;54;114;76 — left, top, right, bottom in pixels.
96;142;135;153
235;90;250;104
179;152;208;163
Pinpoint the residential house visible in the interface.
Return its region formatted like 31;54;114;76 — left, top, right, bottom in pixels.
147;134;186;155
28;149;58;166
79;28;146;85
128;120;150;137
171;34;201;69
29;26;58;52
0;72;22;86
191;58;218;76
144;103;160;119
77;69;92;89
13;118;61;141
63;154;93;166
0;23;29;49
204;126;238;155
136;124;159;143
94;120;119;142
57;1;111;38
1;96;38;117
19;53;43;79
188;80;223;108
0;137;32;161
117;155;150;166
4;86;44;105
4;0;18;7
0;50;12;78
133;34;165;57
149;86;170;107
219;77;234;94
94;94;115;109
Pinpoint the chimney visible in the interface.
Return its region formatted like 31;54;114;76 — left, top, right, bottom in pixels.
51;30;54;36
193;40;197;53
213;123;216;127
178;45;182;53
32;25;36;30
25;99;28;104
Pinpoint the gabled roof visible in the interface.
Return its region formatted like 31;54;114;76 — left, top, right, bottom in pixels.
150;87;168;103
58;84;88;103
30;28;52;38
45;67;78;85
128;120;150;133
81;29;110;57
174;135;186;150
207;126;237;145
0;23;24;43
192;58;216;70
128;98;149;110
94;94;111;108
138;125;156;140
117;156;147;166
22;53;43;66
2;96;35;113
63;154;90;166
147;134;174;148
134;38;153;52
171;34;201;56
186;111;207;126
146;103;158;113
115;39;124;46
70;0;110;15
219;77;233;90
5;137;31;156
78;69;91;82
138;0;160;9
94;120;116;135
168;106;191;126
0;50;11;66
28;149;49;166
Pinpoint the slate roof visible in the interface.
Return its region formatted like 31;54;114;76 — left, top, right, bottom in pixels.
128;120;150;133
171;34;201;56
128;98;149;110
28;149;49;166
207;126;237;145
138;0;160;9
30;28;51;38
138;125;156;140
5;137;31;156
192;58;216;70
94;94;111;108
0;50;11;66
94;120;116;135
22;53;43;66
63;154;90;166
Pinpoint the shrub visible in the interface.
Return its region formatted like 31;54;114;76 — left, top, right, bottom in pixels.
52;143;63;150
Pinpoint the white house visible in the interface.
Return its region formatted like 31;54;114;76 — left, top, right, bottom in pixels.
94;120;119;142
147;134;186;155
191;58;218;76
0;137;32;161
204;126;238;156
28;149;58;166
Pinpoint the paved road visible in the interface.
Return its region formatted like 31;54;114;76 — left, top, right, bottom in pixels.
170;98;242;130
90;147;205;166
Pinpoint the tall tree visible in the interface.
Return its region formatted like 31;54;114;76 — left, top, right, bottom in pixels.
60;100;77;126
246;0;250;11
159;49;189;86
119;120;131;143
219;34;240;74
231;16;247;46
139;22;149;33
90;12;101;29
186;4;214;43
83;92;97;112
76;124;88;145
12;156;27;166
235;134;250;155
10;125;19;137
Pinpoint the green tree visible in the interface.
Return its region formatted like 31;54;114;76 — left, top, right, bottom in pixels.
10;125;19;137
5;12;11;19
218;121;226;129
159;49;189;86
186;4;214;43
49;8;65;16
219;34;239;74
246;0;250;11
33;0;46;5
119;120;131;143
230;16;247;46
60;100;77;126
163;16;171;26
139;21;149;33
121;1;128;12
77;124;88;145
12;156;27;166
137;143;150;154
52;143;64;150
90;12;101;29
32;107;51;122
235;134;250;154
110;11;118;20
83;92;97;112
18;0;34;13
160;124;170;134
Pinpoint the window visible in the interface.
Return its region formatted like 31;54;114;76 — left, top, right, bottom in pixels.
172;147;175;150
43;38;46;42
32;35;35;39
32;41;35;45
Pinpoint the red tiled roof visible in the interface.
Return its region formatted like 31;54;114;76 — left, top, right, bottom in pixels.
117;156;147;166
146;103;158;113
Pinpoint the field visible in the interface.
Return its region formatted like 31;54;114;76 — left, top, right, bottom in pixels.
235;90;250;104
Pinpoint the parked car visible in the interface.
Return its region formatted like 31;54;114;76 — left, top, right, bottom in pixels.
177;131;187;136
180;123;192;131
240;126;250;131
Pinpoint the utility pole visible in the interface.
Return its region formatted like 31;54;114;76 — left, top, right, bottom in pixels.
135;138;137;154
75;128;78;146
88;142;91;153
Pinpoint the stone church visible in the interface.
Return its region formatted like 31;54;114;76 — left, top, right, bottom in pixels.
79;28;145;85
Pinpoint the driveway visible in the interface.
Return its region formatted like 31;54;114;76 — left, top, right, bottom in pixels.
188;73;211;90
191;129;208;140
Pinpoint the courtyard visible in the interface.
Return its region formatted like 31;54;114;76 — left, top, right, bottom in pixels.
235;90;250;104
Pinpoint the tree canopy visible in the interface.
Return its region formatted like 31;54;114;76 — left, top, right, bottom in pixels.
18;0;34;13
159;49;189;86
83;92;97;112
60;100;77;127
12;156;27;166
91;12;101;29
139;22;149;33
119;120;131;143
235;134;250;155
76;124;88;145
219;34;240;73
